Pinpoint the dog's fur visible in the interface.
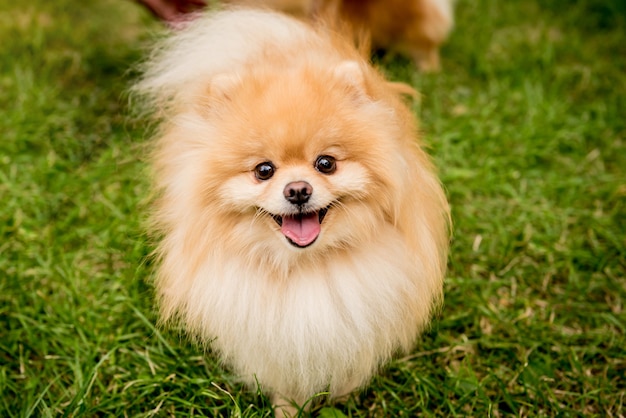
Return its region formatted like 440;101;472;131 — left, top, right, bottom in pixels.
135;8;450;416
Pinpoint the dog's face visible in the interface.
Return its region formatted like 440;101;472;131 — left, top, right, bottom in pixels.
234;152;362;249
182;61;408;255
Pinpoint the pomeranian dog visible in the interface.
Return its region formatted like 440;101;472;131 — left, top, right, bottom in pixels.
226;0;454;71
134;8;450;416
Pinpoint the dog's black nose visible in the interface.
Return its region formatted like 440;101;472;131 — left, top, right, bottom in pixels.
283;181;312;205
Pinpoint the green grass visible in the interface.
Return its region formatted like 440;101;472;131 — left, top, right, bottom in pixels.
1;0;624;416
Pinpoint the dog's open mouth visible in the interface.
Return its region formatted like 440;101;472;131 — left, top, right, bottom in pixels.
272;207;328;248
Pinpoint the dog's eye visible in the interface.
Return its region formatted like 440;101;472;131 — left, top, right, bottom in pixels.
254;162;275;181
315;155;337;174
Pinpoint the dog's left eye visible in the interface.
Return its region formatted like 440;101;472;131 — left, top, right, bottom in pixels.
315;155;337;174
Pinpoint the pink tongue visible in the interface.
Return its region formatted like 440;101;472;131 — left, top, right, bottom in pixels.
281;212;321;247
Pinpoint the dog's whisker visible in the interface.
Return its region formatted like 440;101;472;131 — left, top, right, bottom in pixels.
250;207;268;230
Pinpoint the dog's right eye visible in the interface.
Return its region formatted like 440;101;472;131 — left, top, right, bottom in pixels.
254;162;275;181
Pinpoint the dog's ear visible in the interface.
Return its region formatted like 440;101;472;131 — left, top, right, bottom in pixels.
208;73;241;101
195;73;241;115
333;60;368;101
387;81;419;98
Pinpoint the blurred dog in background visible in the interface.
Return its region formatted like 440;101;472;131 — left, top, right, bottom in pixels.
137;0;454;71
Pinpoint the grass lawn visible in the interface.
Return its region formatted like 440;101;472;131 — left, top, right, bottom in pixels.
1;0;624;416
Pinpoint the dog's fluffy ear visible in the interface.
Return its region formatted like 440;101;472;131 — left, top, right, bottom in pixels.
195;73;241;115
333;60;368;100
208;73;241;101
387;81;419;98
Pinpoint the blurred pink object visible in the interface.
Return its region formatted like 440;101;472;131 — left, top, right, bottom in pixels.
135;0;207;28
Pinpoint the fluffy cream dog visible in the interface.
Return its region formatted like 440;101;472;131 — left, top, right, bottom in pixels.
135;8;450;416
